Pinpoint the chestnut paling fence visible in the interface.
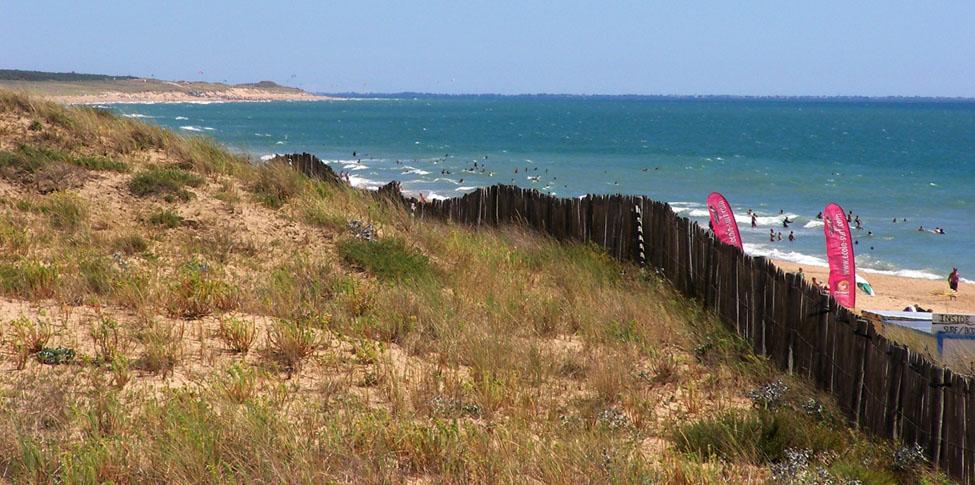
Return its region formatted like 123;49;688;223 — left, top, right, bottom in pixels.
281;152;973;483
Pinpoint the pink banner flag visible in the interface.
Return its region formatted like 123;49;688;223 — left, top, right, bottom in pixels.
706;192;743;249
823;203;856;308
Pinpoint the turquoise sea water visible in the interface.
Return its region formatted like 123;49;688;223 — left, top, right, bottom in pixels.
110;97;975;282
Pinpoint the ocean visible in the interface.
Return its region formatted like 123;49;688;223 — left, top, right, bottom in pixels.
109;96;975;282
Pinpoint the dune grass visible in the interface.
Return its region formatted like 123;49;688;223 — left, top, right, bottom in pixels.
129;167;204;201
0;89;952;484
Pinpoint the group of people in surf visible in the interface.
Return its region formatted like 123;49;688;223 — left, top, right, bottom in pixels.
743;209;797;243
767;228;796;243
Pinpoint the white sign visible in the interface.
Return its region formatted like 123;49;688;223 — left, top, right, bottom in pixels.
933;313;975;336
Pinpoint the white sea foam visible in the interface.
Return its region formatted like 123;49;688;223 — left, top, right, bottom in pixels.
275;141;285;145
179;125;203;132
203;127;215;131
425;191;448;201
259;154;278;161
455;186;476;192
668;202;703;214
743;243;970;282
743;243;829;267
339;161;369;172
804;220;825;228
174;116;189;120
347;174;382;190
123;113;154;118
401;166;430;175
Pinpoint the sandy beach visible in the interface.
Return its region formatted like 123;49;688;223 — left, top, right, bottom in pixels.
45;87;333;104
0;78;335;104
773;260;974;314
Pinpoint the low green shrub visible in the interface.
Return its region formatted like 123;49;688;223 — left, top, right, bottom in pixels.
73;155;127;172
110;233;149;255
0;145;126;173
36;347;76;365
0;259;58;299
673;409;845;464
129;167;203;201
147;208;183;228
338;237;432;282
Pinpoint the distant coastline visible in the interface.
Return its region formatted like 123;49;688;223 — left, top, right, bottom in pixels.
0;68;336;104
51;88;335;105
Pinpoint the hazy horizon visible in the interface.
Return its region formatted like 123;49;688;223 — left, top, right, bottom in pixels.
2;1;973;97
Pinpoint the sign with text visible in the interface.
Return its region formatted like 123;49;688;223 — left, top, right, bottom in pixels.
933;313;975;336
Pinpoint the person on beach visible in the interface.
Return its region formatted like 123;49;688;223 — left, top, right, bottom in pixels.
918;225;925;232
949;268;960;292
769;229;775;242
788;231;795;242
816;212;823;220
752;214;758;228
777;232;783;241
782;217;791;228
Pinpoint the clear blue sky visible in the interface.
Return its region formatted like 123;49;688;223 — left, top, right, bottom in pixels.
2;0;973;96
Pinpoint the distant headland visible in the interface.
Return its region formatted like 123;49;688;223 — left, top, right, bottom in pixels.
0;68;335;104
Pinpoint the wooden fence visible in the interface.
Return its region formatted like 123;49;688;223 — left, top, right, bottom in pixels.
283;154;973;483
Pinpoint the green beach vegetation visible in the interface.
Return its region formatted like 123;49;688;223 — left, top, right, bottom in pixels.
0;90;951;483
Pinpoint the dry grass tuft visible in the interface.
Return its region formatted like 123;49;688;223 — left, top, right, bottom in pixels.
263;319;318;376
216;315;257;354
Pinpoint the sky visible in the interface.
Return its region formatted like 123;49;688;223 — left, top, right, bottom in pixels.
2;1;974;96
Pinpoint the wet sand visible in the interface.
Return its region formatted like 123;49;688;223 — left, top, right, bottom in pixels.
773;260;975;314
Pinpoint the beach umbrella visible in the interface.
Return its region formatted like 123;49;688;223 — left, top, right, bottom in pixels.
855;274;875;296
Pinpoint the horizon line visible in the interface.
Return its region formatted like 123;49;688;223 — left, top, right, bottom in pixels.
317;91;975;102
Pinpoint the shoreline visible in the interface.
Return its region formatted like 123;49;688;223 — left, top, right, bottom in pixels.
772;259;974;314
